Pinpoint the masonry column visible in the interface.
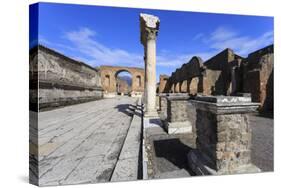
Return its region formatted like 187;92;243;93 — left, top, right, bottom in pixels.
140;13;160;117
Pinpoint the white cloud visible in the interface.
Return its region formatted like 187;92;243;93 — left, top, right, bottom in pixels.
44;26;272;70
64;27;143;67
63;27;213;68
156;51;215;67
193;33;204;41
210;26;237;41
200;26;273;56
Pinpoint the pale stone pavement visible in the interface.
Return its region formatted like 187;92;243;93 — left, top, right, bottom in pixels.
250;115;274;172
37;96;138;186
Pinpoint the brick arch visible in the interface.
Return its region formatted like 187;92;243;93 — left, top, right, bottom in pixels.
99;66;145;95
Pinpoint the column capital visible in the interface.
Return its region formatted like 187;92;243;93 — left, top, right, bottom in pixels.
140;13;160;45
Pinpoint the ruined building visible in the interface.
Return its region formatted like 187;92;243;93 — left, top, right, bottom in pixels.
29;45;145;110
159;44;273;113
29;45;103;110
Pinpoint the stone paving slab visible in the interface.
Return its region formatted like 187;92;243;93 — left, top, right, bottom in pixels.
34;96;138;186
250;115;273;172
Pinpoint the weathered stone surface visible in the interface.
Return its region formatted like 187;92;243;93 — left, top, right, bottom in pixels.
159;75;169;93
164;95;196;135
158;45;273;114
192;95;259;114
250;115;273;171
100;66;144;96
166;121;192;135
143;118;195;179
31;97;139;186
111;99;142;181
159;93;169;119
140;13;160;117
29;45;103;110
190;95;260;174
243;45;273;113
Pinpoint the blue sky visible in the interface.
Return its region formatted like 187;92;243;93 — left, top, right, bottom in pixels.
30;3;273;81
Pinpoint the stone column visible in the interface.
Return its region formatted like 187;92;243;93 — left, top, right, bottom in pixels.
140;13;160;117
188;96;261;175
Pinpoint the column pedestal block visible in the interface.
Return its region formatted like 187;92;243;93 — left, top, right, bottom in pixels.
189;95;261;175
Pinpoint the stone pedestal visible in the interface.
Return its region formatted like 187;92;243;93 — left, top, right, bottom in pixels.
165;94;195;134
188;96;261;175
140;13;160;117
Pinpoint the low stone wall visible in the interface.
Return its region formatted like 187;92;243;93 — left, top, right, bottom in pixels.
29;45;103;111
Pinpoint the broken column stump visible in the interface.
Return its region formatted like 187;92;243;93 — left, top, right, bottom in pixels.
165;94;196;135
188;95;261;175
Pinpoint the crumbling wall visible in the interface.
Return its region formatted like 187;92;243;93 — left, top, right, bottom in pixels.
158;45;273;114
243;45;273;112
159;74;169;93
29;45;103;110
204;48;243;95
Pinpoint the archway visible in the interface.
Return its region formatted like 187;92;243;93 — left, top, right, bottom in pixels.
100;66;145;97
115;70;132;96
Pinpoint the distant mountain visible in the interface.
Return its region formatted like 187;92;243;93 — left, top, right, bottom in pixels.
118;76;132;85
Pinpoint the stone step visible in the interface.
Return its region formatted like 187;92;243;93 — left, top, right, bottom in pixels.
154;169;191;179
110;99;143;182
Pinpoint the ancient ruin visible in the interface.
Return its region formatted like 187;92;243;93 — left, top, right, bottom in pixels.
29;46;145;110
188;96;260;175
29;45;103;110
30;10;273;186
100;66;145;97
140;13;160;117
159;45;274;114
140;14;273;179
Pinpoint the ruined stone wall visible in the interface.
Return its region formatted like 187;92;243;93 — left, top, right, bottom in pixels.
204;48;244;95
159;74;169;93
243;45;273;112
29;45;103;110
158;45;273;113
159;50;243;95
202;69;222;95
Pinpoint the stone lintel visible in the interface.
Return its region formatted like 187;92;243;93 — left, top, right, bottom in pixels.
191;96;260;114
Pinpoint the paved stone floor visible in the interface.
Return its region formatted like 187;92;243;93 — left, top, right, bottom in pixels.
250;114;274;172
37;96;137;186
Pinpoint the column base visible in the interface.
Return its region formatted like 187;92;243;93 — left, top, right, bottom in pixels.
144;110;159;118
187;150;261;176
165;121;192;134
